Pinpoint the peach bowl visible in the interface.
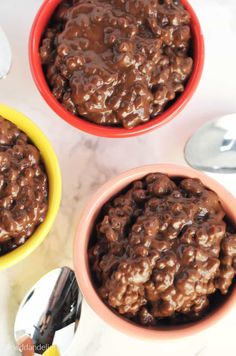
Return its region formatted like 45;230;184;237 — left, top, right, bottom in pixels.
74;164;236;340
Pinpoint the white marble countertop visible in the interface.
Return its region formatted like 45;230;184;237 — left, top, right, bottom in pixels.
0;1;236;355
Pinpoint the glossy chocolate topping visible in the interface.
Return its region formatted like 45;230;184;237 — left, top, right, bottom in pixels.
40;0;193;128
0;116;48;256
89;173;236;326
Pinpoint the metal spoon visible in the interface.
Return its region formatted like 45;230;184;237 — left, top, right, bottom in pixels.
184;114;236;173
0;26;11;78
14;267;82;356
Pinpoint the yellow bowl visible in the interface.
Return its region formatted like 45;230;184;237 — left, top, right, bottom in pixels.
0;104;62;270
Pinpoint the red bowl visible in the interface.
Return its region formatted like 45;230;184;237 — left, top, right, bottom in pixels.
29;0;204;138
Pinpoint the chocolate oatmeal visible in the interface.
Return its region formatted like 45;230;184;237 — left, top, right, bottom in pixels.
0;116;48;256
89;173;236;326
40;0;193;128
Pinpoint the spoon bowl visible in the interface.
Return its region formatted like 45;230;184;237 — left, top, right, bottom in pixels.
14;267;82;355
184;114;236;173
0;26;11;78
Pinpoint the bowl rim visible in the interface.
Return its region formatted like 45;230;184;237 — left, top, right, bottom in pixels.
74;164;236;340
0;104;62;270
29;0;205;138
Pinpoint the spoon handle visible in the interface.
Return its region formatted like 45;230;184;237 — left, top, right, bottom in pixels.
17;335;34;356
